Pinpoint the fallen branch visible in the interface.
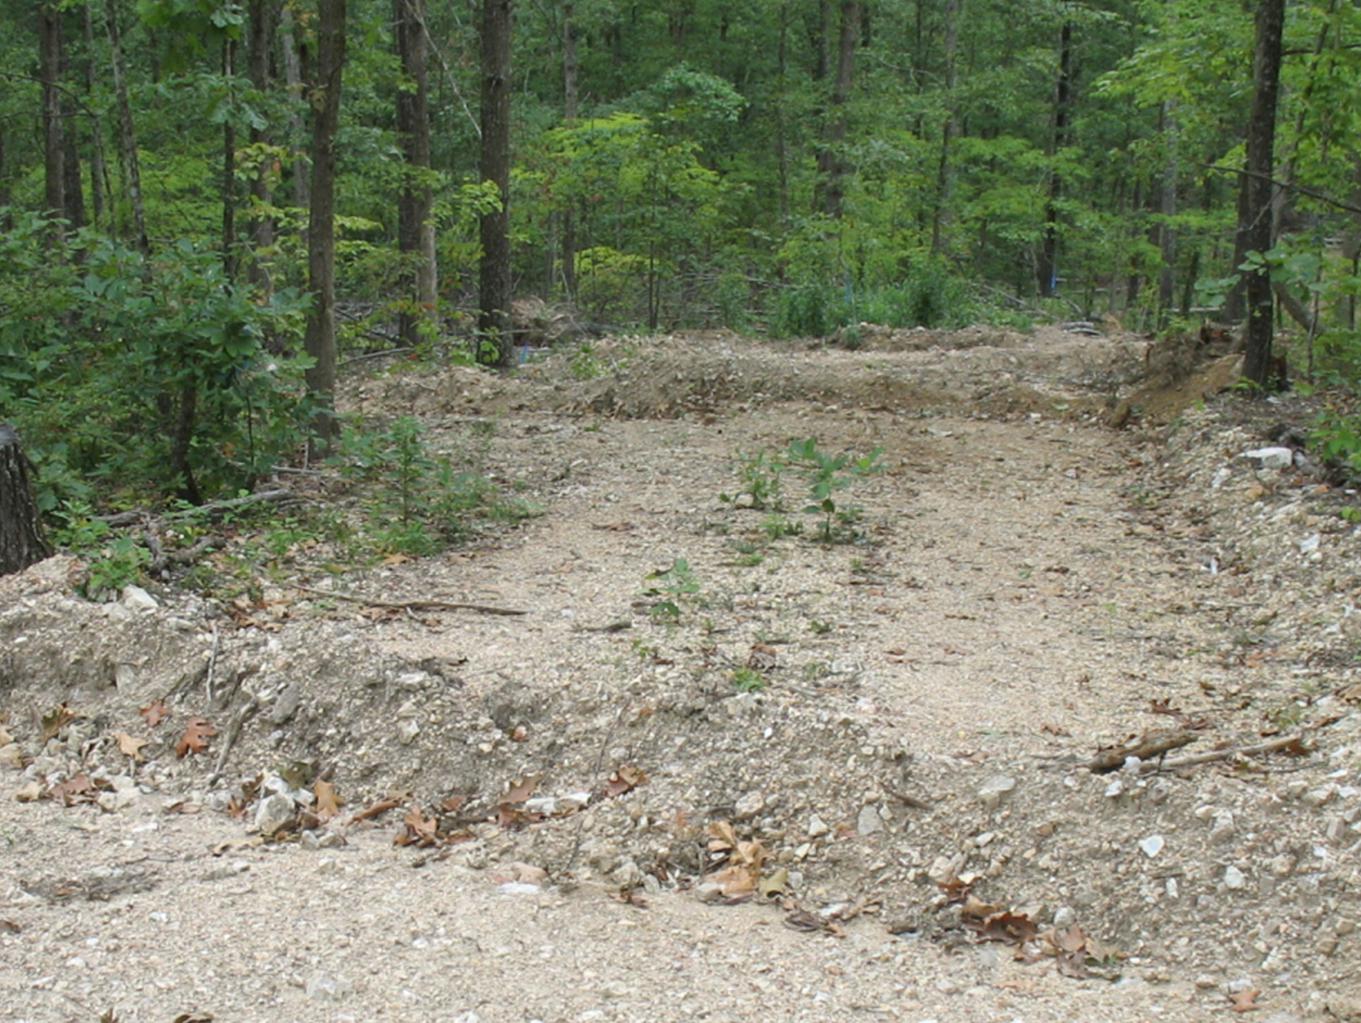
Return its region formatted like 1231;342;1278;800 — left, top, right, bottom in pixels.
206;692;260;786
291;582;527;617
100;489;295;528
1086;730;1197;773
1145;732;1312;773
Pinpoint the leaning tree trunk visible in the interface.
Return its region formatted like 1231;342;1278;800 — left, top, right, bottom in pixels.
39;3;66;239
0;426;53;576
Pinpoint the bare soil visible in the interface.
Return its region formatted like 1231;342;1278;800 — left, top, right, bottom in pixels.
4;325;1361;1023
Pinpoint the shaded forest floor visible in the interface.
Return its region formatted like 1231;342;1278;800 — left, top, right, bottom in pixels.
5;325;1361;1022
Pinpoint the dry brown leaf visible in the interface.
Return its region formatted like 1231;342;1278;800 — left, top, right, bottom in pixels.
706;820;738;851
175;718;217;758
314;779;341;820
40;704;76;742
350;795;403;823
604;764;648;798
139;700;169;729
503;776;539;804
115;732;149;762
707;862;758;897
1229;988;1262;1013
51;773;102;806
395;806;441;847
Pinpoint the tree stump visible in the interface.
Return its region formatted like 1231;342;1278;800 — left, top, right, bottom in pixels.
0;425;53;576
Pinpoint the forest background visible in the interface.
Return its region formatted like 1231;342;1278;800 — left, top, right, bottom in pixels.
2;0;1359;548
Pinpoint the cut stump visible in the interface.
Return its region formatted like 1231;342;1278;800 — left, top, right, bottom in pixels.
0;424;53;576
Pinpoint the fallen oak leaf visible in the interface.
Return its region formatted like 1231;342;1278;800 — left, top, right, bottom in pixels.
313;779;341;820
348;795;404;824
1229;988;1262;1013
40;703;76;742
51;773;105;806
176;718;217;758
139;700;169;728
115;732;149;763
604;764;648;798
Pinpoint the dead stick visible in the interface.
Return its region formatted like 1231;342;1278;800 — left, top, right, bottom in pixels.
1146;733;1310;773
291;583;527;617
1086;730;1197;773
99;489;295;528
207;694;259;786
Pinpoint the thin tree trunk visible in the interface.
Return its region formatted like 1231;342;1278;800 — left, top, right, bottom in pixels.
39;4;66;238
104;0;149;256
280;5;310;211
395;0;437;345
305;0;346;448
815;0;858;219
930;0;960;254
83;3;107;231
1240;0;1285;387
0;425;53;577
775;0;790;222
561;0;579;297
247;0;275;294
478;0;513;366
1037;21;1073;297
222;36;238;280
1157;101;1179;321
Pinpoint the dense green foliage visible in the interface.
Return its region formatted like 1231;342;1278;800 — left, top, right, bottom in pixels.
5;0;1361;513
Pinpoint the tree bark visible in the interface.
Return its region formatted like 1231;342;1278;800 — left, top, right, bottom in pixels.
222;35;238;280
395;0;437;346
1037;20;1073;298
104;0;149;256
0;426;53;577
815;0;858;220
1240;0;1285;387
304;0;346;449
1157;101;1179;323
247;0;275;295
280;5;311;211
478;0;513;367
82;3;108;231
39;3;66;238
930;0;960;255
560;0;579;298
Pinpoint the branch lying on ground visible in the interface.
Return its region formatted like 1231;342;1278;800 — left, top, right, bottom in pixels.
290;582;527;617
1142;732;1313;774
99;489;296;528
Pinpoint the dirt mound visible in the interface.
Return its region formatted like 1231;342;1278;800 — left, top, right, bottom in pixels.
4;329;1360;1021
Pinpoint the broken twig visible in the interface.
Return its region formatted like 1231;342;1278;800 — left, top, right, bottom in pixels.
291;583;527;617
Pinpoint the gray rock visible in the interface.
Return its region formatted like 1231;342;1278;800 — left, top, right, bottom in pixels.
1241;447;1293;471
734;790;765;820
1223;865;1247;890
397;719;421;745
120;585;159;611
1209;812;1235;844
977;774;1016;810
1138;834;1165;859
254;793;295;837
857;804;884;835
304;972;351;1002
806;813;830;839
269;684;302;726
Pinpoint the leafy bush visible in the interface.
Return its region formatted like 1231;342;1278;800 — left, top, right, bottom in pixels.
0;213;312;515
770;256;974;338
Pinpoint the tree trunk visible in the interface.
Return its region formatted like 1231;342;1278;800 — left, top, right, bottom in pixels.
561;0;579;298
104;0;149;256
304;0;346;449
1037;21;1073;298
774;0;790;223
395;0;437;346
1240;0;1285;387
815;0;858;220
82;3;108;231
39;4;66;238
930;0;960;255
247;0;275;295
0;426;53;577
1156;101;1179;323
478;0;513;367
222;36;238;280
280;5;310;211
